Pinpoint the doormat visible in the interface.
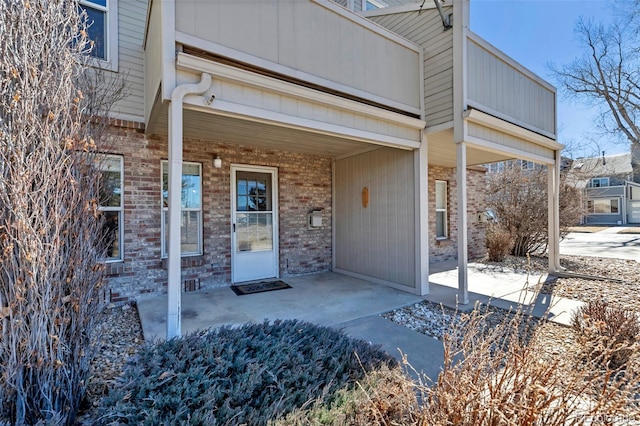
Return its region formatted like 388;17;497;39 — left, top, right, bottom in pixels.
231;280;292;296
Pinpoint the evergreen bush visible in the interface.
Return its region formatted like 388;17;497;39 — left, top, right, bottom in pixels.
97;320;395;425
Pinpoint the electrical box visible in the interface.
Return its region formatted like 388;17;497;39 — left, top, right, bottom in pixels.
308;210;323;228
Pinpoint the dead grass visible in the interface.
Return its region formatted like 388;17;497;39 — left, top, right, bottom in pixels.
567;226;611;233
617;227;640;234
276;304;640;425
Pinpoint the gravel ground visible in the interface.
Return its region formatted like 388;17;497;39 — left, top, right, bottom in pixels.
79;254;639;419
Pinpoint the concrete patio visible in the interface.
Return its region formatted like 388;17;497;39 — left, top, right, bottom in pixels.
136;262;583;380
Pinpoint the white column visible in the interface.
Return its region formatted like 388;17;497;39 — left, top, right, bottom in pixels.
547;150;562;272
167;73;211;339
415;131;430;295
456;141;469;304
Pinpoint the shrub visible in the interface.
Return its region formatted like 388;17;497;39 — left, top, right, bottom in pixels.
571;300;640;370
97;320;395;425
281;304;639;425
485;224;514;262
0;2;124;424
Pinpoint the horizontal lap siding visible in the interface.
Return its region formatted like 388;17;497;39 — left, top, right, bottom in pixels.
115;0;145;121
335;148;415;287
370;9;454;126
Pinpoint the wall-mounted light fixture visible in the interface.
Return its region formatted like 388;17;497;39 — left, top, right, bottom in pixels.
213;155;222;169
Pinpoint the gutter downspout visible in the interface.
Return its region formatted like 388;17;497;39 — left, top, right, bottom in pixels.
167;72;212;339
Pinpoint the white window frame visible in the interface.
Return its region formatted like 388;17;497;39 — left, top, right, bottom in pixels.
79;0;118;72
98;155;124;262
161;161;203;258
590;177;610;188
435;180;448;240
589;198;620;214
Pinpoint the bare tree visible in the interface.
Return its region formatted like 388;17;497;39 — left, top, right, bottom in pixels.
551;15;640;150
0;1;125;424
486;164;583;257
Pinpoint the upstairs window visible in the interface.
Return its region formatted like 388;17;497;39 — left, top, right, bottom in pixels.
79;0;118;70
435;180;448;239
591;177;610;188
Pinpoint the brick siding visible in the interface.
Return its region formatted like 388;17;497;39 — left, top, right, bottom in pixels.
102;125;332;303
428;165;487;263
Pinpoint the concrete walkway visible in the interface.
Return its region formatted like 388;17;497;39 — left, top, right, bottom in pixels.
137;265;583;381
560;227;640;261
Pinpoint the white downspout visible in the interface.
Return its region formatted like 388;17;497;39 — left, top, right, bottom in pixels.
167;72;212;339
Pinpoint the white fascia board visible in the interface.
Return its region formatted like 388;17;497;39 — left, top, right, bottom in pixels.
177;52;426;130
175;33;423;117
464;135;556;166
311;0;422;52
464;109;563;151
182;97;421;150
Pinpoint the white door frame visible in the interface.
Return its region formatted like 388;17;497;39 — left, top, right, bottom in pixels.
230;164;279;283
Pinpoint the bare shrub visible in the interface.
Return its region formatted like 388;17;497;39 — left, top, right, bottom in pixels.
486;224;514;262
279;304;639;425
572;301;640;370
487;164;584;256
0;1;125;424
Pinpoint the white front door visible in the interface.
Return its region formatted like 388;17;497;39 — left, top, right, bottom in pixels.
231;165;279;283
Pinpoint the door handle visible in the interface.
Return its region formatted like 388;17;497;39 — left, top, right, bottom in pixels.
233;223;235;232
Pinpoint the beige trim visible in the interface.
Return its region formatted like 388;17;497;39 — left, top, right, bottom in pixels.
464;109;563;151
464;135;556;165
175;33;423;117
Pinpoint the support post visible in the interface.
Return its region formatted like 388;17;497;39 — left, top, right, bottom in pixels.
456;141;469;304
415;131;430;295
547;150;562;272
167;73;211;339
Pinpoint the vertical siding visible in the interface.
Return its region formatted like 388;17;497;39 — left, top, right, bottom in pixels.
114;0;146;121
370;9;454;126
174;0;421;111
335;147;415;287
467;37;556;137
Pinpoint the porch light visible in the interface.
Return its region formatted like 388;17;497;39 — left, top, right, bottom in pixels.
213;155;222;169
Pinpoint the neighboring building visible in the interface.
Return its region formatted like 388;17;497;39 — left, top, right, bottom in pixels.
570;151;640;224
87;0;562;335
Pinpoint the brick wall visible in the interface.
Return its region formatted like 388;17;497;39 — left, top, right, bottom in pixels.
428;165;487;263
103;123;332;303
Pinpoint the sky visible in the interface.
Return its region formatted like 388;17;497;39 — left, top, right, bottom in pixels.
469;0;630;159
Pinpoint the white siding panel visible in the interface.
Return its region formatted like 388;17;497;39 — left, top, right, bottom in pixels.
467;37;556;137
115;0;145;121
204;76;419;141
467;122;554;160
334;148;415;287
174;0;421;111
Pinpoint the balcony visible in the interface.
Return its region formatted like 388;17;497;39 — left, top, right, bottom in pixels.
144;0;425;155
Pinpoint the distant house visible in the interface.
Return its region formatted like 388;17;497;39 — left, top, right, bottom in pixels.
87;0;563;336
570;149;640;224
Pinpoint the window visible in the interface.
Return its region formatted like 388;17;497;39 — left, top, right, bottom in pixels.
435;180;448;239
521;160;535;170
588;198;619;214
362;0;386;10
590;177;610;188
161;161;202;257
98;155;123;262
79;0;118;70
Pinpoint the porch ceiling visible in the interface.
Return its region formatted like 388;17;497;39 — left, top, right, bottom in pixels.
427;129;514;168
150;104;377;158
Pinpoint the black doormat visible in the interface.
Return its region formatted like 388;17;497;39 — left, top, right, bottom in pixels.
231;280;292;296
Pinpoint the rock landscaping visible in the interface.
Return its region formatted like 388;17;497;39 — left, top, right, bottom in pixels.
79;254;639;422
